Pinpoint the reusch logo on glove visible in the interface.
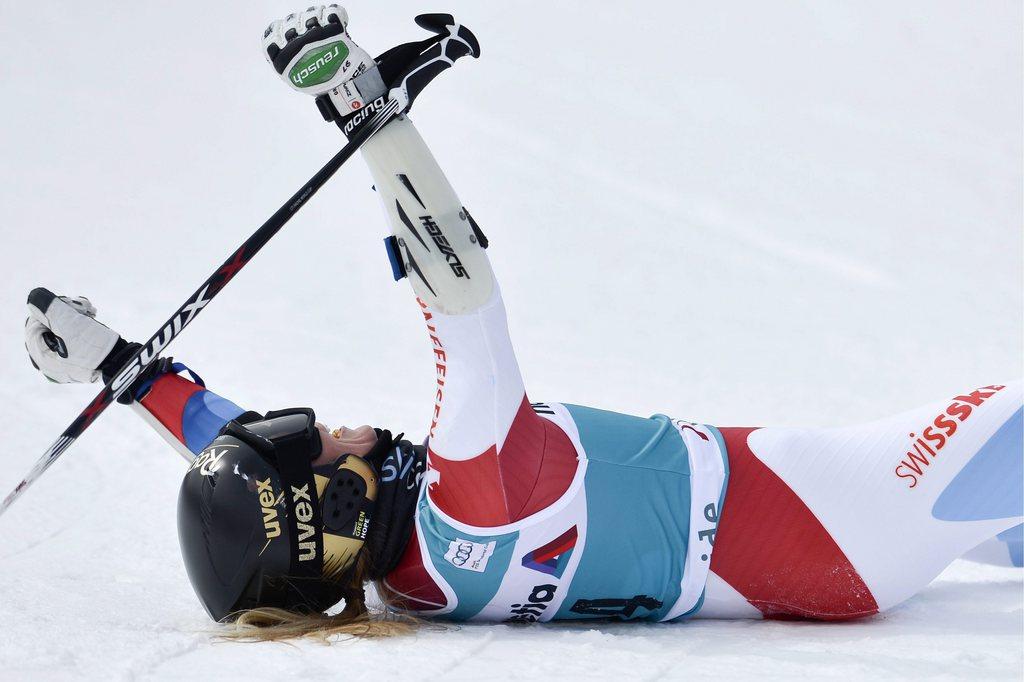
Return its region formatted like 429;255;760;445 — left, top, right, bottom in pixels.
290;41;350;87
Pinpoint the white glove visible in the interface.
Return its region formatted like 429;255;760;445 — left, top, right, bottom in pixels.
263;5;384;111
25;288;121;384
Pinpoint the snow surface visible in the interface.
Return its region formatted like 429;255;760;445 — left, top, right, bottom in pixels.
0;1;1021;679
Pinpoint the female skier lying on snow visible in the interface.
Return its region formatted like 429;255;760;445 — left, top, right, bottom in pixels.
23;6;1022;641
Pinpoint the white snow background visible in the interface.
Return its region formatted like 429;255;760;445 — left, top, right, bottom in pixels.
0;1;1020;680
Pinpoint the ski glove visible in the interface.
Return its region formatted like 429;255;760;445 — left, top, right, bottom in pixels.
25;288;123;384
263;5;384;110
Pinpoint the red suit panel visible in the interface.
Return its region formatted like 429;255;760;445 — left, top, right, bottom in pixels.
139;373;204;443
427;398;578;527
380;529;447;611
711;427;879;620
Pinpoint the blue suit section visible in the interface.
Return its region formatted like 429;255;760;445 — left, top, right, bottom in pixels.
554;406;701;621
933;407;1023;522
182;391;246;455
416;495;516;620
414;404;727;622
996;524;1024;568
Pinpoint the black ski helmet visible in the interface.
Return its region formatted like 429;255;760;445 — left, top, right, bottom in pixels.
177;408;378;621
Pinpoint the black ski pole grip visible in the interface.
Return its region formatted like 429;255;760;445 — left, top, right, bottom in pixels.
393;14;480;113
328;15;479;137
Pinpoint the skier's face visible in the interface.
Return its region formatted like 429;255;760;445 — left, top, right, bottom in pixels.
311;423;377;467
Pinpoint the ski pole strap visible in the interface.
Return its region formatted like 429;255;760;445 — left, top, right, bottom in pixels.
389;15;480;111
318;14;479;138
131;360;205;402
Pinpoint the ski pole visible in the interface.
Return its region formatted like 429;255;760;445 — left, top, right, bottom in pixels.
1;13;479;519
0;98;400;518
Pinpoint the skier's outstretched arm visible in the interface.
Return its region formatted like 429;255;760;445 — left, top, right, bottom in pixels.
24;288;247;462
130;369;247;461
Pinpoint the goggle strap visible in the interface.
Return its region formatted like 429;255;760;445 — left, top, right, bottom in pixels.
224;408;325;580
275;431;325;580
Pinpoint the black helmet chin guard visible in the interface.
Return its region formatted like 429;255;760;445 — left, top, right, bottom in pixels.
176;408;378;622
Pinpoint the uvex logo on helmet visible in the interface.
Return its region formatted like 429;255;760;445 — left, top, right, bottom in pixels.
256;478;282;553
291;483;318;562
290;41;350;87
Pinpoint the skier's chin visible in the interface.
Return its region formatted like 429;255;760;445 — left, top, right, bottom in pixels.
312;422;378;466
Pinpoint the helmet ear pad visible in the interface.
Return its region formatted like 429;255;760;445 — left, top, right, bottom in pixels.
315;454;378;581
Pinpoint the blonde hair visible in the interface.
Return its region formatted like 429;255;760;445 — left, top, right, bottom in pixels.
217;553;419;643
